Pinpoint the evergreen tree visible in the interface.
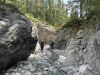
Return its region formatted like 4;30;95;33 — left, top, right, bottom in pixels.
4;0;68;26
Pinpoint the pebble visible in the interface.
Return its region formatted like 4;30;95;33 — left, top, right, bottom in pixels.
11;73;21;75
22;71;32;75
4;49;95;75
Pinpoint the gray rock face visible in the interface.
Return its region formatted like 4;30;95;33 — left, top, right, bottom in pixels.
0;4;37;73
56;27;100;75
56;28;73;50
37;24;56;44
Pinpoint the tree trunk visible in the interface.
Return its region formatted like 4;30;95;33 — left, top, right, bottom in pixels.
80;0;84;18
3;0;5;3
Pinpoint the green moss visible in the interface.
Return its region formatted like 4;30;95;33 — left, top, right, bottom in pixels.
25;13;56;29
26;13;41;24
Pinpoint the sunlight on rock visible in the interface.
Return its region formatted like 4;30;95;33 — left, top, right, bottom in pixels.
44;45;50;50
29;54;35;59
79;65;87;73
79;64;92;73
35;42;41;51
58;55;66;62
0;21;6;25
29;54;40;59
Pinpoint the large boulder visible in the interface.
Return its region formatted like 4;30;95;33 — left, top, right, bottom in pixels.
0;4;38;73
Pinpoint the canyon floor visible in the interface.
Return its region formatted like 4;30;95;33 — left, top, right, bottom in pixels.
4;45;92;75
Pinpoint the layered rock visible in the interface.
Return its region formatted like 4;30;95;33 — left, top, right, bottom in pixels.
37;24;56;44
56;28;73;50
56;26;100;75
0;4;37;73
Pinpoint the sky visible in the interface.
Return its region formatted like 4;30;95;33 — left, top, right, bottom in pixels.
63;0;68;4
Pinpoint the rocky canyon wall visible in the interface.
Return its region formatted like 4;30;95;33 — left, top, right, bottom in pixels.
56;25;100;74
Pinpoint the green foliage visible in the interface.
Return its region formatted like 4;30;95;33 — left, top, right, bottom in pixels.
61;7;82;29
25;13;55;31
3;0;100;29
0;0;6;3
25;13;47;25
55;0;67;25
5;0;67;27
62;18;83;29
65;0;100;29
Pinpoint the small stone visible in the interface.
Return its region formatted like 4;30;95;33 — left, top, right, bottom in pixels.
11;73;21;75
5;73;9;75
36;72;42;75
43;71;48;75
22;71;32;75
23;66;28;69
44;68;49;71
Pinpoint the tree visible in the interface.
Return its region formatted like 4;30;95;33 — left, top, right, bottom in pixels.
5;0;68;26
55;0;67;25
48;0;55;24
67;0;86;18
3;0;6;3
0;0;6;3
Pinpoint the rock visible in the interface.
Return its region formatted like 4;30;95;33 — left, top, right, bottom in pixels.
76;30;85;39
0;4;37;73
56;28;73;50
96;22;100;30
56;26;100;75
44;68;49;71
4;26;100;75
21;70;32;75
35;72;42;75
4;73;9;75
43;71;48;75
37;24;56;44
57;55;66;63
11;73;21;75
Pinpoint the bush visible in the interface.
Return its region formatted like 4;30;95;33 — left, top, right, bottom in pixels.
62;18;83;29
